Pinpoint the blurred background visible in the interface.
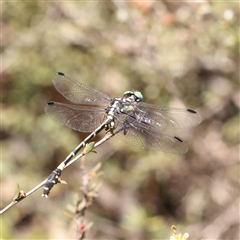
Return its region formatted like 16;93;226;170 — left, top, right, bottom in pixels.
1;1;239;239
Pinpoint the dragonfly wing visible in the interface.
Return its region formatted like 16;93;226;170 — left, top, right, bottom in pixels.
115;116;188;153
138;102;202;129
52;72;111;105
45;102;106;132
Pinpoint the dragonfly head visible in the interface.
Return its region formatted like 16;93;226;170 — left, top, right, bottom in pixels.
123;91;143;103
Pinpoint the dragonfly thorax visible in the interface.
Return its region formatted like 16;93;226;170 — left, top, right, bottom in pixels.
106;97;132;115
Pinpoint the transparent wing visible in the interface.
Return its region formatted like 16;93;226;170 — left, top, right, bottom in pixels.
137;102;202;129
52;72;111;105
114;115;188;153
44;102;106;132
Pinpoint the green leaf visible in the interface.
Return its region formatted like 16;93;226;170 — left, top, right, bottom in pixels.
77;198;87;212
59;179;67;185
83;142;95;154
13;184;26;201
90;162;102;173
86;222;94;231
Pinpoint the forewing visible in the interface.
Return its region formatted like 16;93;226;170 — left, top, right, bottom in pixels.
52;72;111;105
44;102;106;132
138;102;202;129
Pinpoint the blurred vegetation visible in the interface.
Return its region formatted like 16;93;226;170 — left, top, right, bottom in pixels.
1;1;239;239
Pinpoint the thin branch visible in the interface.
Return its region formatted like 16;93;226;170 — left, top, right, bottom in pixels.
0;132;115;215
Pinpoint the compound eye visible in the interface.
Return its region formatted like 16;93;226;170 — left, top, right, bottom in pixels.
134;91;143;102
123;91;133;97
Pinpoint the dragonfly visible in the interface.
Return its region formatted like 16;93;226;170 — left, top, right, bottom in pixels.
42;72;201;197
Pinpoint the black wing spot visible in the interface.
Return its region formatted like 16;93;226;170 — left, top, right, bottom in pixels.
57;72;65;76
187;109;197;114
47;101;55;105
174;136;183;142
